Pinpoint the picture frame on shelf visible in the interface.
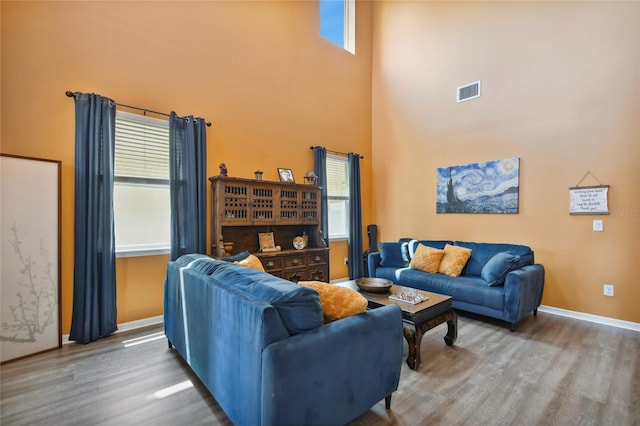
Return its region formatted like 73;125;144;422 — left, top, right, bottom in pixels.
258;232;275;251
278;168;295;183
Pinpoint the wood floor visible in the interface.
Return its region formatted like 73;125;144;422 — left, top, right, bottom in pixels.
2;312;639;425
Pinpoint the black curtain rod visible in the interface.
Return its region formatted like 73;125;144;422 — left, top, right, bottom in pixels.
309;145;363;159
65;91;212;127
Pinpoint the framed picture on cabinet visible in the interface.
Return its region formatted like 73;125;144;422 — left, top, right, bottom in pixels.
278;168;295;183
258;232;276;251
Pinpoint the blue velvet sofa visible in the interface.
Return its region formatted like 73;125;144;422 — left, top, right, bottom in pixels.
164;254;403;426
368;239;545;331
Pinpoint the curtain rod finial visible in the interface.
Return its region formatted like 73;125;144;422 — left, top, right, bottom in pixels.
65;91;76;98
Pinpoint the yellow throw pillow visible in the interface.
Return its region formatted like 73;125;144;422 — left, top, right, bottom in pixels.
438;244;472;277
298;281;368;323
234;254;265;272
409;244;445;273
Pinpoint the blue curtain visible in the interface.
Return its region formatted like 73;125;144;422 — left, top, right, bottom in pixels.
313;146;329;248
69;93;118;344
169;113;207;260
348;153;365;279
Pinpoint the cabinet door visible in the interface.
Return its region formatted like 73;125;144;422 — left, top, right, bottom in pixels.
250;184;276;223
278;187;300;223
300;189;320;224
306;267;328;282
220;181;250;224
283;269;306;283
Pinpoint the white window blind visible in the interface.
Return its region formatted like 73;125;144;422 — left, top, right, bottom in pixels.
115;111;169;181
327;156;349;197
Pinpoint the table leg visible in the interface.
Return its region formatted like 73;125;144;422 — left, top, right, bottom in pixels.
403;309;457;370
403;326;424;370
444;310;457;346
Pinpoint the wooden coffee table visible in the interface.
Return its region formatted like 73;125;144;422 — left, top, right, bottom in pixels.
338;281;457;370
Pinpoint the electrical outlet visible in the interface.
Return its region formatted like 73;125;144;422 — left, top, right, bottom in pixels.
343;257;348;265
603;284;614;297
593;220;603;232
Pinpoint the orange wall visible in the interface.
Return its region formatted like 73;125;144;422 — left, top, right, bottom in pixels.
1;1;372;332
371;2;640;322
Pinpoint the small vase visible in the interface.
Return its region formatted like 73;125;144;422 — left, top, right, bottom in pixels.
223;242;234;256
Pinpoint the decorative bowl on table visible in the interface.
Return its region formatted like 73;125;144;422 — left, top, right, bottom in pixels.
355;278;392;293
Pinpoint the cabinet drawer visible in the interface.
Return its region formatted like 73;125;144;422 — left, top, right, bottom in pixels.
306;253;327;266
261;258;282;272
284;255;306;269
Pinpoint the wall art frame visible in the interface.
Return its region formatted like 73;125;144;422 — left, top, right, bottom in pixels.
437;158;520;214
569;185;610;215
1;154;62;363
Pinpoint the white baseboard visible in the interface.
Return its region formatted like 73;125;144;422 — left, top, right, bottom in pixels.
62;315;164;345
61;304;639;345
538;305;640;332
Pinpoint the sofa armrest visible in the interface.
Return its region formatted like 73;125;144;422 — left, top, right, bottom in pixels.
262;304;403;426
504;264;545;324
368;251;383;278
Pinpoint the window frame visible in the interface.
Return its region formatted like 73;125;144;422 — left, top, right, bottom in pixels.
113;110;171;258
326;154;350;241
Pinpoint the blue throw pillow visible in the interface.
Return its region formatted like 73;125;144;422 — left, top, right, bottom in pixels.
379;242;410;267
220;251;251;262
481;252;520;286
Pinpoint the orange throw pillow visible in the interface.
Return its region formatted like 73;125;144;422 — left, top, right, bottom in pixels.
298;281;368;323
409;244;445;273
234;254;265;272
438;244;472;277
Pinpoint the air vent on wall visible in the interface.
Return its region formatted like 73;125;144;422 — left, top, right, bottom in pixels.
457;80;481;103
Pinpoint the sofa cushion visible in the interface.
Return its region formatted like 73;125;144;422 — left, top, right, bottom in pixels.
374;266;408;283
234;254;265;271
409;244;445;273
408;240;452;257
395;268;505;310
454;241;534;276
298;281;367;323
438;244;472;277
481;252;521;287
378;242;410;267
208;261;324;335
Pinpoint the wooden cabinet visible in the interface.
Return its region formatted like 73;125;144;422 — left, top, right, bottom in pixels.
210;176;329;282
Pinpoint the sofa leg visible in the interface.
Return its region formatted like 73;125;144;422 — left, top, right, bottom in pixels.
385;394;392;410
168;340;173;349
509;323;516;332
534;308;538;316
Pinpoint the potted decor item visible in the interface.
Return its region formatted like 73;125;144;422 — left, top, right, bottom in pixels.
223;242;234;256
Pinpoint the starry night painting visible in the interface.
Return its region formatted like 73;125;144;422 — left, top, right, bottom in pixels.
437;158;520;214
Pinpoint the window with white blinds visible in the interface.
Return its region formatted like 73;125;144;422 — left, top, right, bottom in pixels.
115;111;169;182
326;155;349;240
113;111;170;256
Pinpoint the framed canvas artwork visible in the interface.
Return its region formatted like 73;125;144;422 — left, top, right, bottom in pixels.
1;154;61;363
437;158;520;214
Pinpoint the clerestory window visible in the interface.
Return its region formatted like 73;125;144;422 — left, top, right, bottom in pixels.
320;0;355;54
